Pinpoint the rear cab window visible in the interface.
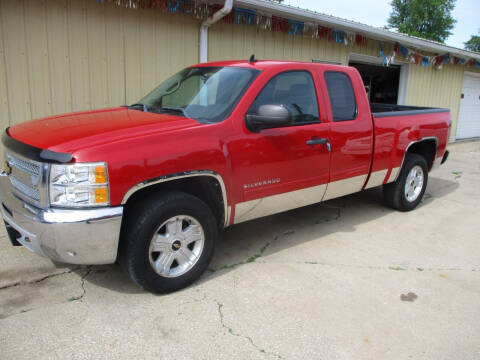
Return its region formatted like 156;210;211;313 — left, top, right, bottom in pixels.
324;71;358;122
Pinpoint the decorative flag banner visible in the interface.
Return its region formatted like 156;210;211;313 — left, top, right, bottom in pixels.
466;59;479;68
344;32;354;45
379;43;398;66
379;43;388;66
318;25;331;39
271;15;290;33
100;0;479;69
465;59;480;69
288;20;304;36
433;53;450;69
355;33;367;45
303;22;316;37
234;7;255;25
393;42;399;57
332;29;345;44
452;57;467;65
256;15;271;30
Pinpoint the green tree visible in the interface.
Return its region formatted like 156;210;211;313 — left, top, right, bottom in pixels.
464;31;480;52
387;0;457;43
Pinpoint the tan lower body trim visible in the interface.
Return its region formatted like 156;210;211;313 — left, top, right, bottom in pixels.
387;167;401;183
364;169;388;189
322;174;368;201
234;174;370;224
234;184;327;224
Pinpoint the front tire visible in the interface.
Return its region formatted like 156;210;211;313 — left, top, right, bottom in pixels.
121;191;217;294
384;153;428;211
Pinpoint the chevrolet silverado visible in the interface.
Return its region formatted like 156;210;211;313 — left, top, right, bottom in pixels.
0;60;450;293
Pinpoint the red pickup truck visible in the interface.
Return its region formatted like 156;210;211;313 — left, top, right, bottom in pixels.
1;60;450;293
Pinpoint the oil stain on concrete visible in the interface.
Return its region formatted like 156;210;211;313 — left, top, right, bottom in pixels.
400;292;418;302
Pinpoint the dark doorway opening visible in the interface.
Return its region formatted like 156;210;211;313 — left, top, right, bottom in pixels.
349;62;400;104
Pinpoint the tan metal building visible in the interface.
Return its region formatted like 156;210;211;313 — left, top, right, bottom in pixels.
1;0;479;154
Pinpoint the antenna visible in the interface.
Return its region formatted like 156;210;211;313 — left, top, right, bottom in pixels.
249;54;258;63
312;59;342;65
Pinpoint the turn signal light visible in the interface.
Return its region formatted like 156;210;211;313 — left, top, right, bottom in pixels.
95;187;108;203
95;166;107;184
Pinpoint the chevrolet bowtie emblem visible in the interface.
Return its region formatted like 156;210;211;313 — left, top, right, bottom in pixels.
3;161;11;175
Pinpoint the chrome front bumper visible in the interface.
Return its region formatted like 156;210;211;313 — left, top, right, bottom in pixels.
0;175;123;265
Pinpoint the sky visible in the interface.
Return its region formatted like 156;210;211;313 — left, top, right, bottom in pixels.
282;0;479;49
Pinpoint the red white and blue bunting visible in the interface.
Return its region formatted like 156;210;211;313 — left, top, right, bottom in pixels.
380;42;480;70
98;0;480;70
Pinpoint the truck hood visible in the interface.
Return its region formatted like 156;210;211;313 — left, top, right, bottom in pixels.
7;107;201;154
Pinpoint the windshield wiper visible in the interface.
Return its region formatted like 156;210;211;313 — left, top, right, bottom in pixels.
159;106;186;116
128;103;149;112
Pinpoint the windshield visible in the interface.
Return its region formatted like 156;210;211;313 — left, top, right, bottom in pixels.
136;66;259;123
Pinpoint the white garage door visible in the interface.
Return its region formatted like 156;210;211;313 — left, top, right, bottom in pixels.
456;73;480;139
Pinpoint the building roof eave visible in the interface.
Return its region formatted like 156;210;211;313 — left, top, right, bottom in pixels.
233;0;480;61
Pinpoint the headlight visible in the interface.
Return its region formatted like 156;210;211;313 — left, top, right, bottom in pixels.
49;162;109;207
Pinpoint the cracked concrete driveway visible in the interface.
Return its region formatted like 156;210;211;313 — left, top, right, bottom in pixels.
1;140;479;360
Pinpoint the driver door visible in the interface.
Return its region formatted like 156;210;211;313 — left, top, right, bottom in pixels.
229;70;331;224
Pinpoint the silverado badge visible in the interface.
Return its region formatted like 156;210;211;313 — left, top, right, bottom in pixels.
244;178;280;190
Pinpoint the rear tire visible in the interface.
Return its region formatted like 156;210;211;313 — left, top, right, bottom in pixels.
121;191;217;294
384;153;428;211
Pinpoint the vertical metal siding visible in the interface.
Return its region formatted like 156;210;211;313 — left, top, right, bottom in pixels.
406;62;464;140
0;3;11;137
209;23;385;65
24;0;53;119
0;0;473;160
0;0;199;128
67;0;91;112
1;0;32;128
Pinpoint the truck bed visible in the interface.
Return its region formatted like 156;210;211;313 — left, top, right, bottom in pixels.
366;103;450;191
371;103;449;118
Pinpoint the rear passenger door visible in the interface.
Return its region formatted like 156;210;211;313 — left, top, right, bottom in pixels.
230;70;331;223
321;70;373;200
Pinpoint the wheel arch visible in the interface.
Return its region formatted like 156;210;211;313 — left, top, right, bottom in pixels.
121;171;229;228
395;137;438;181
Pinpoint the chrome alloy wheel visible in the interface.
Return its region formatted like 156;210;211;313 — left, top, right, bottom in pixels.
148;215;205;278
404;165;424;202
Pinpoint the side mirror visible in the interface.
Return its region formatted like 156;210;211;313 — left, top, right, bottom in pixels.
246;104;292;132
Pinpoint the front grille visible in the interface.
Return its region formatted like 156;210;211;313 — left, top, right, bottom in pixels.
5;152;46;206
9;176;41;201
7;155;40;176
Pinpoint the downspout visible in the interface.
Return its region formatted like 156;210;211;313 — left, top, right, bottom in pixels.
199;0;233;63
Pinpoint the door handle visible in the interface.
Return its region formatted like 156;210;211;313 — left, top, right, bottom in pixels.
306;138;331;152
306;138;328;145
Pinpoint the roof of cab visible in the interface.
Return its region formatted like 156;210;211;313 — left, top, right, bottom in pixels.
190;59;350;71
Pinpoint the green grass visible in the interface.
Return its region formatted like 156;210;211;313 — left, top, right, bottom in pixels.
451;171;462;179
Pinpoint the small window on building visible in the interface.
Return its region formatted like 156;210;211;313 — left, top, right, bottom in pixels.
324;71;357;121
248;71;320;125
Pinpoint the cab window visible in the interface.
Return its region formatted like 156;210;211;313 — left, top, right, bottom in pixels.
324;71;357;121
248;71;320;125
